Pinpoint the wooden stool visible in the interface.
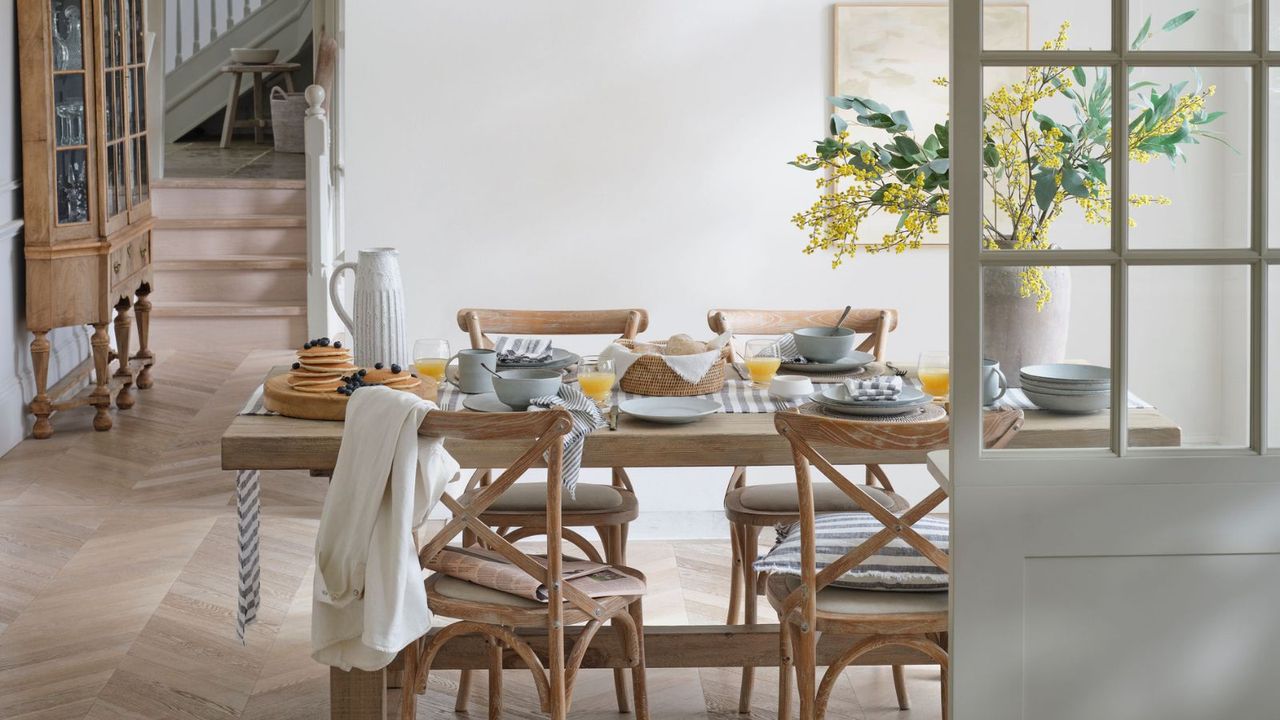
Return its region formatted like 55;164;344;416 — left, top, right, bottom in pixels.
218;62;300;148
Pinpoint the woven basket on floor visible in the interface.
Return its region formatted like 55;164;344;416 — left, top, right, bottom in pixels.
270;87;306;153
616;339;729;396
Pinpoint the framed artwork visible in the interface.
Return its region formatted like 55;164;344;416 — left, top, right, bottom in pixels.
832;3;1029;245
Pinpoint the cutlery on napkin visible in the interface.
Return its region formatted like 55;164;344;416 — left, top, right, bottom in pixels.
842;374;903;401
494;336;553;364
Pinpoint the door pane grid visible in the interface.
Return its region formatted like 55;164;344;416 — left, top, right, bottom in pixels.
973;0;1272;456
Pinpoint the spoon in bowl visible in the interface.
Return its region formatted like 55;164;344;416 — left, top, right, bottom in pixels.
831;305;852;336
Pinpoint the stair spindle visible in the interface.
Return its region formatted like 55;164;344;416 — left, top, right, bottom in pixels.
174;0;185;64
209;0;217;44
192;0;202;54
225;0;233;32
243;0;251;16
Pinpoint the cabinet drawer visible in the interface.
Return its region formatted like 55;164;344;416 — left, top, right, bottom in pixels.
108;233;151;282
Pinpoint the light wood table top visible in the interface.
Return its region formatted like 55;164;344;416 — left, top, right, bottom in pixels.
221;370;1181;472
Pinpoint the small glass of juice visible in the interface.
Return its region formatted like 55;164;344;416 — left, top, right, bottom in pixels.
744;339;782;388
577;356;616;408
917;351;950;400
413;338;451;384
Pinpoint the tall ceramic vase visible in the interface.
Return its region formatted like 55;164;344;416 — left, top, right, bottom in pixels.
329;247;408;367
981;263;1071;387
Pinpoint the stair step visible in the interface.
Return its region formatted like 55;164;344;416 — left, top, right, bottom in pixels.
149;315;307;351
153;255;306;271
151;301;308;318
151;185;305;218
153;177;306;191
151;226;306;258
154;215;306;230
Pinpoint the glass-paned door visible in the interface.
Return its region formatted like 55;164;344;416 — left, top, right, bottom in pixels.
52;0;92;228
950;0;1280;717
96;0;147;232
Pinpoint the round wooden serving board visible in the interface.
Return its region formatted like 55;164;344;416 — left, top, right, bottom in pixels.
263;374;438;421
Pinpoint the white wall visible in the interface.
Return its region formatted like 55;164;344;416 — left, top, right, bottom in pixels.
344;1;1249;536
1;0;93;454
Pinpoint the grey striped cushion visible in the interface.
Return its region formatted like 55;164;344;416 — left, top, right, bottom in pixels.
753;512;949;592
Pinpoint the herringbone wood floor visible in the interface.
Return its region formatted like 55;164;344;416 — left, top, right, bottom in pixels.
0;351;943;719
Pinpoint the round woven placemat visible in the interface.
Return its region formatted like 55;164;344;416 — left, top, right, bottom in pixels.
797;400;947;424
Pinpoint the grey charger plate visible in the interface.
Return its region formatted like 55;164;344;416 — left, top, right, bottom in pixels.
809;393;933;417
780;350;876;373
462;393;520;413
496;348;581;371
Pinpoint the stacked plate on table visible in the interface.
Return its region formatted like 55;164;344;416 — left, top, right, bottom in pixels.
497;348;581;372
1019;364;1110;414
808;383;931;417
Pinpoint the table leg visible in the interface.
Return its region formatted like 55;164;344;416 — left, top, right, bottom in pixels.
252;72;264;144
330;666;385;720
236;469;262;642
220;72;242;148
284;72;295;92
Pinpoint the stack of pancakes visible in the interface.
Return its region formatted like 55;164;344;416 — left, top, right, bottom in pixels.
286;344;359;393
359;366;423;393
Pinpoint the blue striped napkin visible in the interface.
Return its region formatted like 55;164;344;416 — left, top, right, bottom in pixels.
494;336;553;364
528;384;606;499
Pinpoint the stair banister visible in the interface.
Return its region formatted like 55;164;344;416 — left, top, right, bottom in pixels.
304;85;339;339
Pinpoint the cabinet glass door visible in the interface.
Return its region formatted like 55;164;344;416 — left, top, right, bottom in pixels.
52;0;90;226
125;0;148;210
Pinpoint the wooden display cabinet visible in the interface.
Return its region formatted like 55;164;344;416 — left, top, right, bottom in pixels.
18;0;155;438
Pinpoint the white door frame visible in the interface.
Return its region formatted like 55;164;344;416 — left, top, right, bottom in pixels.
948;0;1280;717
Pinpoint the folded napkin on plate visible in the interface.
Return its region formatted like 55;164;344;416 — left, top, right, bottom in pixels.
528;384;606;499
494;336;553;364
843;374;903;400
775;334;804;363
600;332;731;384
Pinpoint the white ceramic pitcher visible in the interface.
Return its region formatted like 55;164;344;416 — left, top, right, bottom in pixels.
328;248;408;367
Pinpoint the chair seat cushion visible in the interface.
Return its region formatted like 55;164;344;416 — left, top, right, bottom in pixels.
736;483;902;513
480;483;625;512
767;575;948;616
754;512;949;592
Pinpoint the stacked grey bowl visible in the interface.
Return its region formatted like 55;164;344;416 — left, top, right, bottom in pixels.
1019;364;1111;414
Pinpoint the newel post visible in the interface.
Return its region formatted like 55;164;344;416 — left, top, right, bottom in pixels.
304;85;336;339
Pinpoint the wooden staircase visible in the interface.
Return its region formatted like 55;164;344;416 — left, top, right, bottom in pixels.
150;178;309;350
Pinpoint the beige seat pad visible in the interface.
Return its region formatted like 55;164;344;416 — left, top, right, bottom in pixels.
767;575;948;615
479;483;626;512
735;483;903;513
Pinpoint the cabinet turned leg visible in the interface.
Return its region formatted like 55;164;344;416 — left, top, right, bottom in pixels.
113;297;135;409
134;284;154;389
90;323;113;431
29;332;53;439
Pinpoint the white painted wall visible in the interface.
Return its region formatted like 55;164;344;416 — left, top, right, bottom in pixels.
344;0;1252;536
1;0;94;455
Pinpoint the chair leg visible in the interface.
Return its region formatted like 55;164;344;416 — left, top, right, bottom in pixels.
893;665;911;710
487;635;503;720
598;524;632;713
398;641;419;720
794;624;818;720
737;524;762;713
629;599;650;720
454;670;473;712
778;621;793;720
726;523;742;626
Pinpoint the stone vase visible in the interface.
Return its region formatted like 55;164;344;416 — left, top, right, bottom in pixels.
329;247;408;367
981;263;1072;388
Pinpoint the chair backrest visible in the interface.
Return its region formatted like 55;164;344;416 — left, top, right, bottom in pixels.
416;408;608;619
706;308;899;361
770;409;1023;623
457;309;649;350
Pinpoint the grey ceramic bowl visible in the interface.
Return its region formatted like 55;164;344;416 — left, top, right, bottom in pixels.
1020;377;1111;395
791;327;857;363
1023;387;1109;414
230;47;279;64
492;369;562;410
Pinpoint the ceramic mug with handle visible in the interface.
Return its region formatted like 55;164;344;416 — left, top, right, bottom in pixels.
452;348;498;394
983;357;1008;406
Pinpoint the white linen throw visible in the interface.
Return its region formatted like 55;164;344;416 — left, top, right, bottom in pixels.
843;374;903;400
311;387;460;671
494;336;553;364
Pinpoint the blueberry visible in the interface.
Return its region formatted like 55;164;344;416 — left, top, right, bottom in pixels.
333;341;342;349
374;362;384;370
390;364;402;374
358;368;367;376
303;342;312;349
292;362;301;369
319;338;330;347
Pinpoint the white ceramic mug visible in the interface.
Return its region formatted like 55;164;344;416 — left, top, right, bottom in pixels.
983;358;1008;406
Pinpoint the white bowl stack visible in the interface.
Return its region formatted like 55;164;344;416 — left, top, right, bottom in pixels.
1019;364;1111;414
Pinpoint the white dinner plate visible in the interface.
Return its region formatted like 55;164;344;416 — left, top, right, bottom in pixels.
462;393;520;413
810;392;933;417
818;383;927;407
619;397;722;424
780;350;876;373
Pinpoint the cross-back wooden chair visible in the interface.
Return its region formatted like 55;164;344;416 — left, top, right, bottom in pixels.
454;307;648;712
768;408;1024;720
706;307;900;711
400;407;649;720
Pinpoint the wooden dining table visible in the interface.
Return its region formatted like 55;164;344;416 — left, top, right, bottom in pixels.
220;368;1180;719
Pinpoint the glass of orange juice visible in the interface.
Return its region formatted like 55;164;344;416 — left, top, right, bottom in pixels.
413;338;450;384
745;339;782;388
577;356;616;407
917;351;950;400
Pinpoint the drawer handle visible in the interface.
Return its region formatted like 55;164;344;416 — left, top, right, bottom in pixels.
140;246;147;258
113;261;121;274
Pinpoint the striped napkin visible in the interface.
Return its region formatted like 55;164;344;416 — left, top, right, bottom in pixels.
843;374;903;400
494;336;553;364
776;334;805;363
528;384;606;499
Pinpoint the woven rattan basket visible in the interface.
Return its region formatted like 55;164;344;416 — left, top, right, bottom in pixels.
616;339;729;396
